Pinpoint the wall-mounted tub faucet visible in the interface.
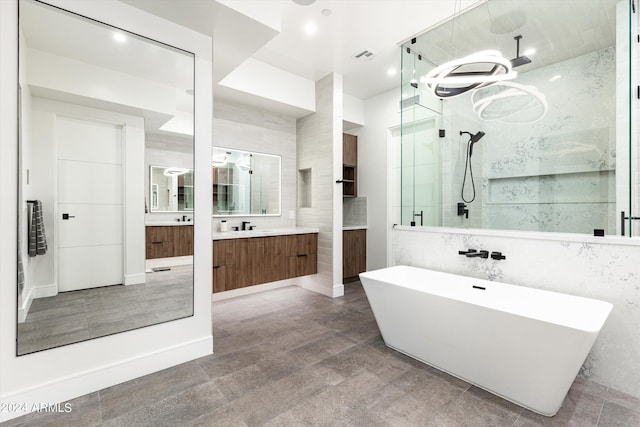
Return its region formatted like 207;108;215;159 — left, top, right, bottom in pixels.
458;249;477;256
466;250;489;259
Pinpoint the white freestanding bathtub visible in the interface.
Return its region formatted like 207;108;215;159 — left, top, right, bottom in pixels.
359;265;613;416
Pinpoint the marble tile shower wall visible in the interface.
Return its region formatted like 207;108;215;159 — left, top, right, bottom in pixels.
211;100;297;231
393;227;640;399
481;47;616;234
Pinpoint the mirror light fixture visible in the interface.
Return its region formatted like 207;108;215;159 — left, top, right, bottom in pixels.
471;81;548;124
236;156;251;172
212;154;228;167
163;167;189;176
421;50;517;98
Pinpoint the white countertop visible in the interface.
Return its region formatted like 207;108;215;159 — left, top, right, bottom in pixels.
343;225;367;230
146;221;193;226
213;227;319;240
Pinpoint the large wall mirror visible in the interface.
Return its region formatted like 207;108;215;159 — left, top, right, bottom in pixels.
17;0;195;355
212;147;281;216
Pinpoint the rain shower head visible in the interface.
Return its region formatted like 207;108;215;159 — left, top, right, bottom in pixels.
510;35;531;68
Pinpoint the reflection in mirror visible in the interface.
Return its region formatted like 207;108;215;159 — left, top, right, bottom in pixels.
17;0;194;355
149;166;194;212
212;147;281;216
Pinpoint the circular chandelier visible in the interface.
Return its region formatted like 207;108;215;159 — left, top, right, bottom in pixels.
471;81;548;124
420;50;517;99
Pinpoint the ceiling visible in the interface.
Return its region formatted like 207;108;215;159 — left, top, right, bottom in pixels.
121;0;481;102
410;0;617;76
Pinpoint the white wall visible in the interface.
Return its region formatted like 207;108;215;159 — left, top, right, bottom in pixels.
296;73;344;297
359;88;402;270
211;99;297;231
393;226;640;399
219;58;315;112
0;0;212;422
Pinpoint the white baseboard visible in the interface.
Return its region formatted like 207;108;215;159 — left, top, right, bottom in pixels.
17;288;34;324
0;335;213;423
297;275;344;298
32;283;57;299
211;279;296;301
124;273;146;286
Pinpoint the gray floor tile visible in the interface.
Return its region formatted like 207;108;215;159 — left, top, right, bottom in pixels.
5;280;640;427
513;388;604;426
597;401;640;427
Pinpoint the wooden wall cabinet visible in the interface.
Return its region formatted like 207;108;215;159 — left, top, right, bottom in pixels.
145;225;193;259
343;229;366;282
212;233;318;293
343;134;357;198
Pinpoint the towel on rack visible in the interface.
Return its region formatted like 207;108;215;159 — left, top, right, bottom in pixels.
18;242;25;298
28;200;48;256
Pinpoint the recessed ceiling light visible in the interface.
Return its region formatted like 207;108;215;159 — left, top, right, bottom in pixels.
304;21;317;35
387;67;397;76
523;48;536;56
113;32;126;43
321;8;332;16
292;0;316;5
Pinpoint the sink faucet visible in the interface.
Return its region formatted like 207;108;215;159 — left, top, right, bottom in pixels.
242;221;251;231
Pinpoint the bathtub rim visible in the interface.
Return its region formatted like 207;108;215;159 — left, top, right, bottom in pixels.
359;265;613;334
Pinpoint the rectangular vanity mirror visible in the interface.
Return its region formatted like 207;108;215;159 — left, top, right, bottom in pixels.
149;166;194;212
16;0;195;355
212;147;281;216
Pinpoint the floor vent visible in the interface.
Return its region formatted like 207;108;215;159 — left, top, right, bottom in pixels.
352;50;374;61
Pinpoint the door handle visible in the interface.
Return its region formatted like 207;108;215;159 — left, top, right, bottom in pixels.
62;213;76;220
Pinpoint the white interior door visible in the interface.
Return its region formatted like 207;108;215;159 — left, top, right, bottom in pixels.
57;115;124;292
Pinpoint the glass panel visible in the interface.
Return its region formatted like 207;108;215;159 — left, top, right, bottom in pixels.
17;0;194;355
400;0;632;236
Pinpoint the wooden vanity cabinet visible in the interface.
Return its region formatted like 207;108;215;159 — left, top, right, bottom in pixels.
286;233;318;278
145;225;193;259
264;236;288;283
212;239;235;293
212;233;318;293
234;237;265;288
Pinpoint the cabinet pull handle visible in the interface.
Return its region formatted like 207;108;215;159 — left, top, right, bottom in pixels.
213;266;220;269
297;254;307;257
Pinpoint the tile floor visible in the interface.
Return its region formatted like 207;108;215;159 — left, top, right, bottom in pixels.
17;265;193;355
5;282;640;426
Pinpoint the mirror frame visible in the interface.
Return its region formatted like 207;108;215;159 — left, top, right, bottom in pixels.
16;0;196;355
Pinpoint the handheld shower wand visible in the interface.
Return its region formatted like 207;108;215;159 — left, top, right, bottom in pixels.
459;131;486;203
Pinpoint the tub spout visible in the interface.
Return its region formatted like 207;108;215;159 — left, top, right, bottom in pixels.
466;250;489;259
